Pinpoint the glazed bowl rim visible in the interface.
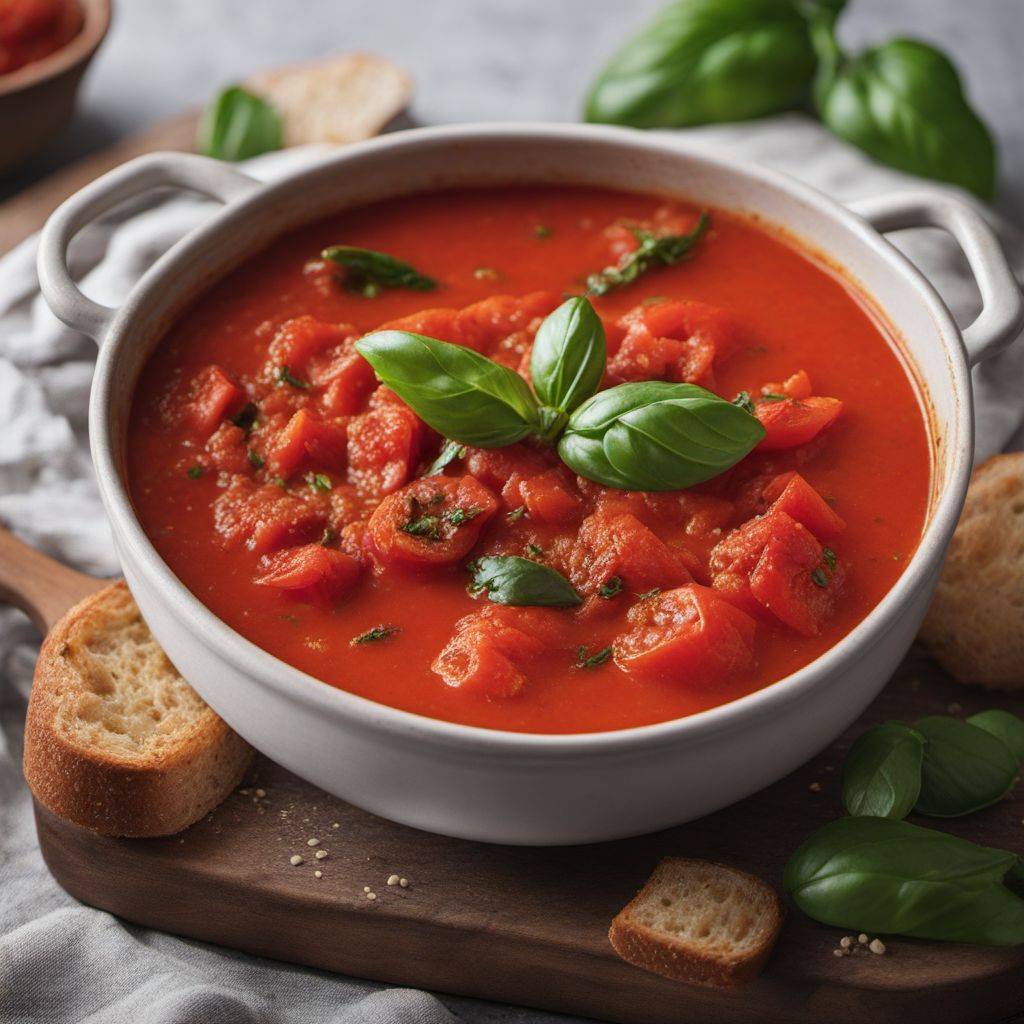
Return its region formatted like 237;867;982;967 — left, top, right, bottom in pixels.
89;122;971;756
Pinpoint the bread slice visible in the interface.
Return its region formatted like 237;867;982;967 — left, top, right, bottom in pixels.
24;581;253;837
247;52;411;147
919;452;1024;689
608;857;783;988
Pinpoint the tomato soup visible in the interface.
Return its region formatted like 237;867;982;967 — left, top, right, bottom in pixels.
0;0;81;76
127;186;930;734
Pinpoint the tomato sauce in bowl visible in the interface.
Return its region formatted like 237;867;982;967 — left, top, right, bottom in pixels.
127;185;930;734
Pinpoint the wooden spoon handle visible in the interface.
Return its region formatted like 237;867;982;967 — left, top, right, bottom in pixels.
0;526;104;634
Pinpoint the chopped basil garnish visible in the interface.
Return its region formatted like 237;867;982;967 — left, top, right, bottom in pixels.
811;567;829;588
271;476;287;489
308;473;332;492
401;513;441;540
822;547;837;571
320;527;338;547
576;644;613;669
467;555;581;608
637;587;661;601
526;543;544;558
322;245;436;297
424;439;467;476
534;225;553;238
507;505;528;522
187;465;203;480
732;390;755;414
247;448;264;469
599;576;623;599
760;392;787;403
447;506;481;528
586;212;709;296
278;365;311;390
350;624;401;646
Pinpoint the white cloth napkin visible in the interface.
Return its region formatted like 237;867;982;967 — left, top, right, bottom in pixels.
1;116;1023;1024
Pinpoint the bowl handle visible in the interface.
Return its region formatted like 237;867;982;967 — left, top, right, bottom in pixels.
848;191;1024;366
37;152;261;343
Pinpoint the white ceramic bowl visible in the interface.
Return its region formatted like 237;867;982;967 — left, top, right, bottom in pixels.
38;124;1023;845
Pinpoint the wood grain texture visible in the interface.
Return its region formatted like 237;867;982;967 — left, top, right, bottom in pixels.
34;654;1024;1024
0;527;103;632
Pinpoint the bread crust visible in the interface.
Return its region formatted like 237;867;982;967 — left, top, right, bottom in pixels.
608;857;783;988
24;581;253;837
919;453;1024;689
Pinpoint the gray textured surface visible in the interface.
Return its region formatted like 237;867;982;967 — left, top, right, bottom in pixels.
7;0;1024;223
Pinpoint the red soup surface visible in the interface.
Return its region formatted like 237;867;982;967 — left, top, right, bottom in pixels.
0;0;81;76
127;186;931;734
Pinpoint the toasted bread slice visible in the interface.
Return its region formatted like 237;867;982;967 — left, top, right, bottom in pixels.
608;857;783;988
247;52;411;147
919;452;1024;689
24;581;253;837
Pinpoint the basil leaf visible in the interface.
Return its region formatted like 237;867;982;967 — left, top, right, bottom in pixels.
559;381;765;491
530;297;606;414
584;0;817;128
967;710;1024;764
913;716;1019;818
322;246;437;297
813;30;996;200
587;213;709;296
198;86;283;162
842;721;924;819
356;332;540;448
467;555;582;608
785;816;1024;944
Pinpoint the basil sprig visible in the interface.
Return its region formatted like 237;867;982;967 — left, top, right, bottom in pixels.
559;381;765;490
587;214;709;296
913;716;1020;818
841;721;924;820
584;1;997;198
785;817;1024;945
322;246;437;297
584;0;818;128
467;555;582;608
198;86;283;162
357;297;763;491
967;710;1024;763
356;331;540;447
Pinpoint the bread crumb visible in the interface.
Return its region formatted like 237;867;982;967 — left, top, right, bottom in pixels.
839;936;852;949
869;938;886;955
255;788;266;798
387;874;400;886
307;837;320;847
366;891;377;901
833;948;846;958
399;877;409;888
289;854;304;866
314;870;323;879
332;822;340;829
315;849;328;860
858;934;869;945
809;782;822;792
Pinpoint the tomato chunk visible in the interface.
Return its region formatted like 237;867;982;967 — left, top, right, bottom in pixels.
347;400;424;496
613;585;756;685
432;606;558;698
267;316;351;376
205;422;252;475
181;365;247;437
368;475;499;569
267;409;349;478
319;344;378;416
502;467;581;526
756;395;842;451
569;511;692;596
608;300;735;388
255;544;361;605
710;510;840;635
213;479;325;555
761;370;812;401
763;472;845;541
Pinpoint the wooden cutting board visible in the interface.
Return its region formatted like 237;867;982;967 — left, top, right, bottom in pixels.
4;121;1024;1024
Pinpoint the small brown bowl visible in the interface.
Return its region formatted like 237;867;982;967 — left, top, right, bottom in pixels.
0;0;112;173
